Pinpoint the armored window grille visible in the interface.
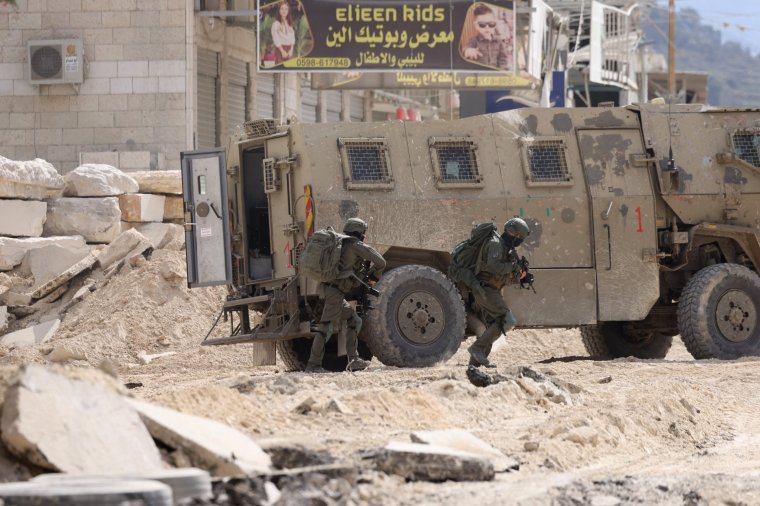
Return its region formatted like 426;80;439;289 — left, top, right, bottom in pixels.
338;137;394;190
732;130;760;168
262;158;280;193
521;138;573;186
429;137;483;188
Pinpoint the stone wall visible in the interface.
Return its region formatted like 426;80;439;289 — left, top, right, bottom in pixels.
0;0;192;173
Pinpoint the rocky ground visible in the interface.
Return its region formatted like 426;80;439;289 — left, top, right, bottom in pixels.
3;249;760;505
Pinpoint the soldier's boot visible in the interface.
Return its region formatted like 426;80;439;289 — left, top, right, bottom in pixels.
468;323;501;368
346;357;370;372
304;364;329;374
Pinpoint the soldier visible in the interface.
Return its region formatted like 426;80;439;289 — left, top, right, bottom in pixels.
456;217;531;368
306;217;386;373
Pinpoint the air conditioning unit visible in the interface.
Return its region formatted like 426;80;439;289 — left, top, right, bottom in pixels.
27;39;84;85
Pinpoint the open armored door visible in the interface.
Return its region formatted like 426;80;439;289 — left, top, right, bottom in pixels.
577;129;659;321
181;148;232;288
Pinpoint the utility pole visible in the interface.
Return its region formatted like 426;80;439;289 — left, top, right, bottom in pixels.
668;0;676;101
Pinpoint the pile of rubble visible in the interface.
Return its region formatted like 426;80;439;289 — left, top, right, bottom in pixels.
0;155;186;353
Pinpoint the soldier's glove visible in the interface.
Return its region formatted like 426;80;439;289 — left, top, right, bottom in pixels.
519;272;536;293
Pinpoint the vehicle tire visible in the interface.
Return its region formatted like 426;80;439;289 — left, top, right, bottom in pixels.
33;468;212;502
678;263;760;359
0;479;173;506
276;336;373;372
363;265;466;367
580;322;673;359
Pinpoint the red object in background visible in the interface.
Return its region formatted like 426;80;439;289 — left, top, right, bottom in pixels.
407;107;420;121
395;106;408;120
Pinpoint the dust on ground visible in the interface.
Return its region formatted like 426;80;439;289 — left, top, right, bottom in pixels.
3;250;760;504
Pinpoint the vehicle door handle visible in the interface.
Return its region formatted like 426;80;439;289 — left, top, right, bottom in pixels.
210;202;222;219
602;201;613;220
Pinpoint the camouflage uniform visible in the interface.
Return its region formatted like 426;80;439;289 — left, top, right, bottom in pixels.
467;235;520;364
307;239;386;369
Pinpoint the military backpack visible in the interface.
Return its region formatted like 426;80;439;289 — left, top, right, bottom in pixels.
298;227;354;283
448;222;498;289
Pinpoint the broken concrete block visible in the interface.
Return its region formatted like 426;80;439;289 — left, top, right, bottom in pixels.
21;245;91;291
1;291;31;307
0;306;8;334
0;365;164;473
410;429;519;472
129;223;184;251
47;343;88;363
31;252;98;300
0;200;47;237
97;229;151;269
375;441;494;482
63;164;139;197
130;170;182;194
256;437;333;469
44;198;121;244
163;195;184;220
0;156;64;200
119;194;166;223
128;399;272;477
0;236;87;271
0;319;59;348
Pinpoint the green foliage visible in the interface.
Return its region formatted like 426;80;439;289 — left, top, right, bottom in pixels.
644;6;760;106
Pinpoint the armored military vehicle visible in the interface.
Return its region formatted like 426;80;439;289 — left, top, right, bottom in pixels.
180;103;760;370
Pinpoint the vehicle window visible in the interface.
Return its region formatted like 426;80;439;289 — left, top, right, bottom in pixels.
521;138;573;186
429;138;483;188
338;138;394;189
732;131;760;167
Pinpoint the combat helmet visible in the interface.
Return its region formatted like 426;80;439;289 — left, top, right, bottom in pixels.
343;217;368;236
503;217;530;245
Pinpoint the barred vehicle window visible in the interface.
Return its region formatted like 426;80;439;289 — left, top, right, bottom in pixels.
430;139;481;183
525;140;570;183
732;131;760;167
339;138;394;189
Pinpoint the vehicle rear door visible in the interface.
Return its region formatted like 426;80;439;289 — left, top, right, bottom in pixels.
180;148;232;287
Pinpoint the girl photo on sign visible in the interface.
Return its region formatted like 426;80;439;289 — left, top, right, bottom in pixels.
259;0;314;68
459;2;514;71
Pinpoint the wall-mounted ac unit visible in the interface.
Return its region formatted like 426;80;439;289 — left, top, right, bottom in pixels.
27;39;84;85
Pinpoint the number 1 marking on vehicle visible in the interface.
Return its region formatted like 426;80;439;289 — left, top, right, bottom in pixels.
635;207;644;233
284;241;292;268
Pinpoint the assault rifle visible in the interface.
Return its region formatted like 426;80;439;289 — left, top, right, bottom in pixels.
513;252;536;293
352;260;381;317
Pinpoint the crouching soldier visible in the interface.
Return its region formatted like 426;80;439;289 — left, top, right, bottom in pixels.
449;218;531;368
306;218;386;373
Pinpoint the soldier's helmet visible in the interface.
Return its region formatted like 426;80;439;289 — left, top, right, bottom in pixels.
503;217;530;244
343;217;368;235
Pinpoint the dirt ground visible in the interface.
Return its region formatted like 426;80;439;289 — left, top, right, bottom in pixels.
4;250;760;505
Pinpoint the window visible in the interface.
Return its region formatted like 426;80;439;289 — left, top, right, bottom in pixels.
520;138;573;186
429;137;483;189
732;130;760;168
338;138;394;190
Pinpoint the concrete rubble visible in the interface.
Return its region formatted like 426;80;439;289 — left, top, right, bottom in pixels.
31;252;99;300
163;195;184;221
0;306;8;334
0;365;164;473
119;194;166;223
124;223;185;251
0;319;59;348
63;164;139;197
375;441;495;482
97;229;152;269
410;429;519;472
0;200;47;237
130;170;183;195
0;236;87;271
21;245;92;291
44;197;122;244
129;399;273;477
0;156;64;200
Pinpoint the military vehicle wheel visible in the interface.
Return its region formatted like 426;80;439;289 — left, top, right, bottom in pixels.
364;265;465;367
678;263;760;359
580;322;673;359
276;337;373;372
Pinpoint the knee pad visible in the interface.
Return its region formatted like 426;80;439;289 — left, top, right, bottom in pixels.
501;311;517;333
348;313;362;334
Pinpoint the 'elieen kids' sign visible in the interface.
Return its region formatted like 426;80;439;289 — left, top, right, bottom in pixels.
257;0;516;73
